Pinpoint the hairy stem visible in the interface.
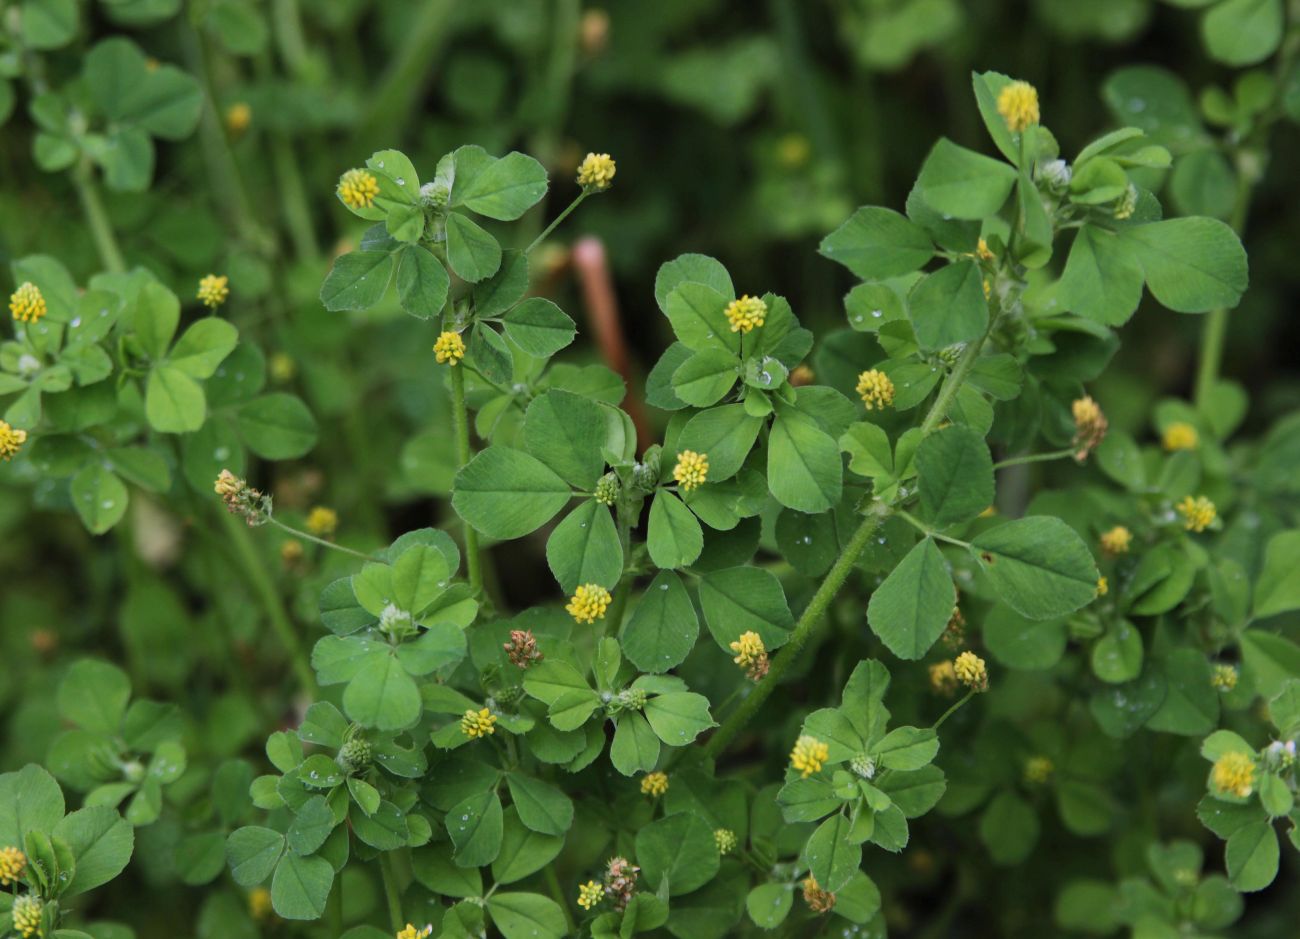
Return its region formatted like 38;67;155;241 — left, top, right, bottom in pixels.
450;364;483;594
702;508;884;760
72;160;126;274
527;192;588;254
1193;168;1253;409
378;851;404;931
921;333;988;435
263;514;379;561
992;447;1075;469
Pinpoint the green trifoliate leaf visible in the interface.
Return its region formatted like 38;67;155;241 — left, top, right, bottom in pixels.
818;206;933;279
320;250;394;312
445;212;502;282
1120;217;1248;313
452;446;572;539
916;138;1017;219
971;516;1099;620
867;538;955;660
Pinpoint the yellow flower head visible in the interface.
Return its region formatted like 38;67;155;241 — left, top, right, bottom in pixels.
1072;395;1107;460
997;80;1040;133
306;506;338;536
0;421;28;462
790;735;829;778
214;469;244;498
1211;751;1256;798
714;828;737;855
566;583;612;624
725;294;767;334
801;876;836;914
976;238;996;262
248;886;273;920
1024;756;1054;784
954;651;988;692
460;707;497;739
856;369;895;410
929;660;958;695
396;925;433;939
640;771;669;797
577;152;616;190
0;846;25;886
1162;422;1199;452
1211;664;1238;692
1096;576;1108;597
729;631;769;681
9;282;46;323
1100;525;1132;556
225;102;252;134
577;879;604;910
197;274;229;309
12;896;42;939
1177;495;1216;533
434;331;466;366
673;450;709;491
338;168;380;210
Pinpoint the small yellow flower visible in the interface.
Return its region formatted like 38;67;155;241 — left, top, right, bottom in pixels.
856;369;895;410
954;651;988;692
1071;395;1107;460
214;469;243;498
1211;751;1256;798
1114;184;1138;221
640;771;669;797
1097;576;1108;597
1162;422;1199;452
566;583;612;624
197;273;229;309
434;331;466;366
1100;526;1132;555
714;828;737;855
673;449;709;492
12;896;42;939
577;879;604;910
0;421;28;461
1211;664;1238;692
790;735;829;778
270;352;297;383
577;152;616;190
280;539;304;565
1177;495;1216;533
9;282;46;323
725;294;767;334
729;631;769;681
983;277;992;299
801;876;836;913
929;660;958;695
1024;756;1054;784
976;238;996;262
460;708;497;739
0;846;25;886
248;886;273;920
997;80;1040;133
338;168;380;210
395;925;433;939
225;102;252;134
306;506;338;536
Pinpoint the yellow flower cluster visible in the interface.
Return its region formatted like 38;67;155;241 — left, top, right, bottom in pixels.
1097;576;1108;597
0;421;28;461
434;330;466;366
9;282;45;323
1211;751;1256;798
338;168;380;210
577;879;604;910
1071;395;1107;460
197;273;229;308
976;238;995;262
1024;756;1054;784
396;925;433;939
1162;422;1199;451
1211;664;1238;692
1100;525;1131;555
225;102;252;134
566;583;612;623
640;771;669;797
0;846;25;886
248;886;273;920
729;631;769;681
460;708;497;739
673;450;709;491
801;876;836;913
954;651;988;692
12;896;42;939
306;506;338;536
856;369;895;410
725;294;767;334
577;152;617;190
1177;495;1216;532
929;660;957;695
790;735;829;778
714;828;737;855
997;80;1040;133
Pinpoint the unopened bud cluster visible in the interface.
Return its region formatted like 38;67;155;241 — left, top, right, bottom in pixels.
214;470;270;525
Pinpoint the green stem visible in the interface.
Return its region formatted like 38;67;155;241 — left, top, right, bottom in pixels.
992;447;1075;470
450;364;484;594
219;510;317;695
545;866;576;934
932;690;975;731
1193;168;1253;409
527;192;587;254
263;514;380;561
378;852;404;931
603;504;637;636
920;333;988;435
359;0;456;145
72;160;125;274
271;0;312;79
702;508;885;760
